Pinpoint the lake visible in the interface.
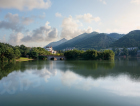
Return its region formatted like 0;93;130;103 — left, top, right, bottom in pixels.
0;58;140;106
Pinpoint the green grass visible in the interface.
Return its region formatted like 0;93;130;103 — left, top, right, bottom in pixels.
16;57;33;61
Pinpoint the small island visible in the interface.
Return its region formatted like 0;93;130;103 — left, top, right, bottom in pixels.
64;49;115;60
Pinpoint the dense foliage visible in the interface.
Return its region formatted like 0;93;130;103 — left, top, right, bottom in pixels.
64;50;115;60
0;42;52;62
113;47;138;56
0;43;21;62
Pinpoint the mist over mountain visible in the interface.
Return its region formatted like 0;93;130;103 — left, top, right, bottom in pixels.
107;33;125;40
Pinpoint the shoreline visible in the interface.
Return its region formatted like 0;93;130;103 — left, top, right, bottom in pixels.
16;57;34;62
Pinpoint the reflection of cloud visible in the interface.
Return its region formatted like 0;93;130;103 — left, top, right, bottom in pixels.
0;71;41;95
61;70;79;87
61;70;100;90
61;70;140;95
102;75;140;97
32;65;57;83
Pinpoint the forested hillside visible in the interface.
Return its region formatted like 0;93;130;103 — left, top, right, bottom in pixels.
111;30;140;48
54;33;115;50
53;32;99;50
107;33;124;40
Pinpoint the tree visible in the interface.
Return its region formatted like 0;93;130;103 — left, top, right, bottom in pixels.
29;51;38;59
14;49;21;59
0;44;7;62
121;48;128;56
19;45;30;57
5;47;15;61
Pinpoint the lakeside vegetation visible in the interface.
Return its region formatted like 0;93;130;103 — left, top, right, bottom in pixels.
64;49;115;60
0;42;58;63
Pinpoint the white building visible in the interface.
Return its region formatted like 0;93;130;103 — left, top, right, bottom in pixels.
44;47;56;54
63;47;75;51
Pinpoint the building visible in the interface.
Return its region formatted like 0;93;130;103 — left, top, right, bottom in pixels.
63;47;75;51
44;46;56;54
127;47;138;50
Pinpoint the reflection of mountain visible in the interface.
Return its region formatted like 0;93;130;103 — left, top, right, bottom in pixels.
59;60;140;81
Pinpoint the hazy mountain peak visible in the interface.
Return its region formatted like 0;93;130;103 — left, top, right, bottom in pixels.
45;38;67;48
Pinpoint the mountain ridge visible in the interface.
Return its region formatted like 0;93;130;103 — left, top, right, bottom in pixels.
45;38;67;48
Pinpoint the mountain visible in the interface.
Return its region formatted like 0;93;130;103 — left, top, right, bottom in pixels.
45;38;67;47
74;33;115;50
107;33;125;40
53;32;98;50
110;30;140;48
53;32;115;50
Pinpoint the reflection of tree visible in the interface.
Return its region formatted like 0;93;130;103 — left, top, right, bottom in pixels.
59;60;140;81
59;60;115;79
1;59;140;82
0;61;48;80
0;62;21;80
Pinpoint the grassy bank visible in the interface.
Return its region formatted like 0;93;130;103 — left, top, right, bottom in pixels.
16;57;34;62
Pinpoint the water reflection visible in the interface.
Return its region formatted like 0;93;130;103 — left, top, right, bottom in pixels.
1;59;140;106
1;59;140;82
0;61;57;94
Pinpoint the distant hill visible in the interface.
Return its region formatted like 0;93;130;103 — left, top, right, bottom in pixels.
53;32;98;50
53;32;115;50
45;38;67;47
74;33;115;50
107;33;125;40
111;30;140;48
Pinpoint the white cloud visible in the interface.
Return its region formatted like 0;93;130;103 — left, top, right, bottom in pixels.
22;17;34;25
0;13;34;32
99;0;107;4
8;32;24;46
61;16;93;39
55;12;62;17
0;35;6;43
5;13;19;23
0;0;51;10
131;0;140;4
76;13;101;23
21;21;58;42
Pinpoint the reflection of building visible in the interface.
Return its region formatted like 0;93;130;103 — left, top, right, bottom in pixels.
44;47;56;54
137;50;140;56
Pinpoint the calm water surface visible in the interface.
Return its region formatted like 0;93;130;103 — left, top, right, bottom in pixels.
0;58;140;106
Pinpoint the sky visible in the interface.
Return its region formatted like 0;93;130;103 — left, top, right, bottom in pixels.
0;0;140;47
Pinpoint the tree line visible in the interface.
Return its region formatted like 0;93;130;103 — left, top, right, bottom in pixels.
64;49;115;60
0;42;52;62
112;47;139;56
